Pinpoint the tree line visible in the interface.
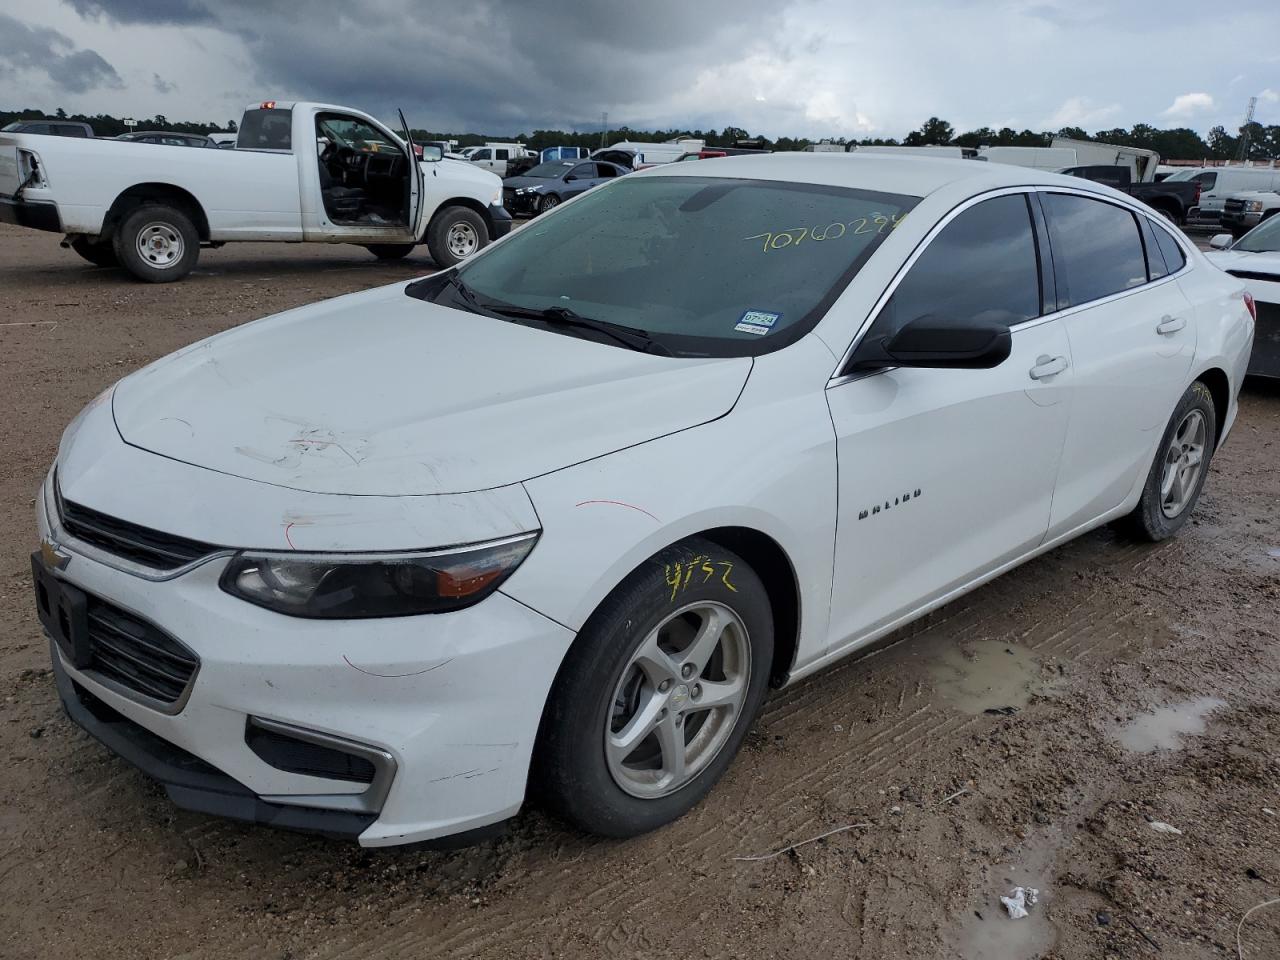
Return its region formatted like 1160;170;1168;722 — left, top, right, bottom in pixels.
5;105;1276;161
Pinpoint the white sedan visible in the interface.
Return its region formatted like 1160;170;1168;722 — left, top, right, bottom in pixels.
1207;218;1280;378
34;154;1254;846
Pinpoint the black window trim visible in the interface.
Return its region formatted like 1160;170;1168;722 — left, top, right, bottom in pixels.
831;184;1195;385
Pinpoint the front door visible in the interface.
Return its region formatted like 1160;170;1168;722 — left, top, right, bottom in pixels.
825;192;1074;654
1040;193;1196;538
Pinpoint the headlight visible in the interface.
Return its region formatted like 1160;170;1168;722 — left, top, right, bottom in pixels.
516;187;537;195
219;533;538;618
1245;200;1264;213
491;188;503;205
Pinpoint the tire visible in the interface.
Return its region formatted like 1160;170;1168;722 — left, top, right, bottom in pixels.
112;204;199;283
1155;206;1181;227
425;206;488;268
69;237;118;268
363;243;416;261
538;194;561;215
1119;381;1216;541
536;537;774;838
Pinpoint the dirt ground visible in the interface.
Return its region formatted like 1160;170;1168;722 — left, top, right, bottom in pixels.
2;222;1279;960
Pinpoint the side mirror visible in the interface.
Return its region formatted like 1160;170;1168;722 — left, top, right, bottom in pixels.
1209;233;1233;250
850;313;1013;371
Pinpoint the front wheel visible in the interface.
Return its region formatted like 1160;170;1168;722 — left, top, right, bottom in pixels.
111;204;199;283
538;194;561;215
536;538;773;837
1120;381;1216;541
425;207;487;268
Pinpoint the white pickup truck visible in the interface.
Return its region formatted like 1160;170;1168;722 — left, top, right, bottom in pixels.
0;100;512;282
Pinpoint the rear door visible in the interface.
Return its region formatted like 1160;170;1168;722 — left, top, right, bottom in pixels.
825;191;1074;654
1041;191;1195;538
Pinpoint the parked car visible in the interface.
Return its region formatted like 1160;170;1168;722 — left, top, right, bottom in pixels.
1060;165;1199;224
591;148;640;170
1207;218;1280;377
33;155;1252;847
116;131;216;148
1;119;93;138
468;143;534;177
1221;190;1280;236
502;159;628;215
540;146;591;163
207;132;238;148
0;100;510;281
1165;166;1280;226
598;139;702;165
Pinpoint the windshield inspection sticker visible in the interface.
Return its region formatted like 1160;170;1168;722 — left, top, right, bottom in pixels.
735;310;780;336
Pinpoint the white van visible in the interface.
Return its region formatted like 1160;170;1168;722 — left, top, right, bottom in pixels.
468;143;532;176
602;139;703;166
1165;166;1280;224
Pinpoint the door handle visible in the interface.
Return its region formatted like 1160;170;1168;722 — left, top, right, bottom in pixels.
1156;315;1186;335
1029;355;1068;380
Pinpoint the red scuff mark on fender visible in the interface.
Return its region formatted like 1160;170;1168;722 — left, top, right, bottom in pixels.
342;654;454;678
283;521;297;549
574;499;661;524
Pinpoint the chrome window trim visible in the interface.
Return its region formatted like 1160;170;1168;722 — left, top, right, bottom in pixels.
827;183;1194;388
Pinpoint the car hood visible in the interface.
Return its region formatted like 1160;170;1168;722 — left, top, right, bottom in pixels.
1206;249;1280;279
502;175;556;191
422;157;500;193
111;283;751;497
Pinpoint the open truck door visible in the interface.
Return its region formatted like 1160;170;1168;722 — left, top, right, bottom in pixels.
398;109;428;240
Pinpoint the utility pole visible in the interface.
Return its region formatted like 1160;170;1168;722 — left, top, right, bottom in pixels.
1237;96;1257;162
600;112;608;149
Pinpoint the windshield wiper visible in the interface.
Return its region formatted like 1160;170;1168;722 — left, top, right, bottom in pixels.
443;271;486;312
487;303;672;356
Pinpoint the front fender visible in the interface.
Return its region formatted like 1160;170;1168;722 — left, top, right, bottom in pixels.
498;337;839;675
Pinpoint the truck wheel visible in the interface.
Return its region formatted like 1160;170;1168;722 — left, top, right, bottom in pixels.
363;243;416;261
425;207;487;268
112;204;199;283
535;537;773;837
70;237;118;268
1156;207;1181;227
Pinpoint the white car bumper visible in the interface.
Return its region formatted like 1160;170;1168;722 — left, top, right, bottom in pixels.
35;475;574;847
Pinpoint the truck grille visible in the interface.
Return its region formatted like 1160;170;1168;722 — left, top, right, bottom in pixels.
57;485;220;571
85;597;199;706
1224;199;1245;214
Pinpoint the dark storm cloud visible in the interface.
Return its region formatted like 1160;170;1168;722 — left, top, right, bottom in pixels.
152;72;177;93
0;13;123;93
63;0;793;131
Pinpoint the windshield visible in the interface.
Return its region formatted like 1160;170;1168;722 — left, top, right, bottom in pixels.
522;162;573;178
436;175;918;357
1235;214;1280;253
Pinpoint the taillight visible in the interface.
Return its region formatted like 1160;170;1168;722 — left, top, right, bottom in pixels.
1193;181;1202;205
1243;292;1257;322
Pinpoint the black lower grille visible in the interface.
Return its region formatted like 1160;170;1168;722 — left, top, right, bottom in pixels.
86;598;199;705
58;484;219;571
246;723;376;783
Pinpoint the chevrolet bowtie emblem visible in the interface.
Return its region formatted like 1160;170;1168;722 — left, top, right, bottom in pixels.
40;539;71;571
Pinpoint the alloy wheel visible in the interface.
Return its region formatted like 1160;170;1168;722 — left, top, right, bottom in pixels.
1160;408;1207;518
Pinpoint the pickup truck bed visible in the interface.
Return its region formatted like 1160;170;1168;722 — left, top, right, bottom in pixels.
1061;165;1199;225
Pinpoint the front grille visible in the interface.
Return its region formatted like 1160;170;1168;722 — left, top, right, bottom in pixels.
58;488;219;571
85;597;199;705
1224;199;1245;213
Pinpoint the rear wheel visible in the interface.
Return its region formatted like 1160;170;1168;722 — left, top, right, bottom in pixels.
112;204;200;283
1155;206;1181;227
536;538;773;837
425;206;487;268
69;237;118;268
1120;381;1216;541
363;243;416;261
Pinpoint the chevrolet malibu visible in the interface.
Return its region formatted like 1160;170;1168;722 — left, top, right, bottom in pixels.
34;155;1254;846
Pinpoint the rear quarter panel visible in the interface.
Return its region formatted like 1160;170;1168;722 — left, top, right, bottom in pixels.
1179;253;1255;427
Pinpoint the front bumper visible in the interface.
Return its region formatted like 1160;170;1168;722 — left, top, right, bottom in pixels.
484;202;513;239
1222;210;1263;230
503;190;542;216
0;193;62;232
36;473;575;846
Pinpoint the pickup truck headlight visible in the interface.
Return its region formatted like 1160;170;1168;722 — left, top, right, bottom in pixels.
219;533;538;618
1244;200;1265;213
491;188;503;206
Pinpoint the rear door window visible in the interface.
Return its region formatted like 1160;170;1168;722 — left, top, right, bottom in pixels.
1043;193;1147;306
873;193;1042;337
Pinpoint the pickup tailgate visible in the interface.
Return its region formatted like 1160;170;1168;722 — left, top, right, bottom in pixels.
0;135;22;196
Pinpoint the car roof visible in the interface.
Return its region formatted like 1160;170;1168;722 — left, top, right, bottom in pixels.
631;151;1105;199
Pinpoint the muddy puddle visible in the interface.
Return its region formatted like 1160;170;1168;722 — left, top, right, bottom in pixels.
928;639;1054;715
1115;696;1226;752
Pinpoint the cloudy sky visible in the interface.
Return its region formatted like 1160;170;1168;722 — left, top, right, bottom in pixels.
1;0;1277;138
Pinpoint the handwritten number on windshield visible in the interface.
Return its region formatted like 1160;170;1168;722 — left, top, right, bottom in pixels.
744;213;903;253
